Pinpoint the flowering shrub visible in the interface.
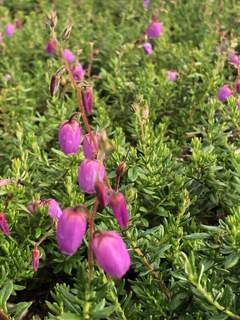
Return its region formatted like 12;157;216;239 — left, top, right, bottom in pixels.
1;1;240;319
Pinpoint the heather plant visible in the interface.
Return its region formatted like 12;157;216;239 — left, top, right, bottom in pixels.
2;0;240;319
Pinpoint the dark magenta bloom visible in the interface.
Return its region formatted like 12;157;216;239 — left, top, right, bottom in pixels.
15;19;22;29
83;87;93;115
95;181;109;208
143;42;153;55
32;245;40;272
58;119;82;155
78;159;105;194
56;207;87;256
237;99;240;110
167;70;177;82
146;17;163;38
110;192;129;229
92;231;131;278
236;79;240;94
72;63;85;81
218;85;233;103
0;213;10;237
83;133;100;159
5;24;14;37
46;40;57;54
63;49;75;63
46;199;62;219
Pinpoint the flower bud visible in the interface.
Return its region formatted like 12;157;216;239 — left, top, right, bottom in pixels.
63;49;75;63
27;200;44;214
56;206;87;256
0;213;10;237
218;85;233;103
5;24;14;37
15;19;22;29
93;231;131;278
95;181;109;208
83;133;100;159
167;70;177;82
46;199;62;219
58;119;81;155
78;159;105;194
71;63;85;81
110;192;129;229
46;39;57;54
237;99;240;110
32;245;40;272
83;87;93;115
229;51;240;66
146;17;163;38
236;79;240;94
143;42;153;55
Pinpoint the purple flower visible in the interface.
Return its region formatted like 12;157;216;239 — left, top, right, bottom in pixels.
63;49;75;63
218;85;233;103
78;159;105;194
237;99;240;110
58;119;82;155
110;192;129;229
146;17;163;38
143;0;150;10
5;24;14;37
236;79;240;94
167;70;177;82
83;87;93;115
93;231;131;278
46;199;62;219
143;42;153;55
229;52;240;67
95;181;109;208
83;133;100;159
0;213;10;237
56;206;87;256
32;245;40;272
46;40;57;54
72;63;85;81
27;200;44;214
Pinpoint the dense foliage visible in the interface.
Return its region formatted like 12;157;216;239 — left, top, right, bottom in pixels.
1;0;240;319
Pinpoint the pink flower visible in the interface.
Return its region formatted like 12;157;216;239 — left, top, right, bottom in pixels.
237;99;240;110
46;199;62;219
143;42;153;55
110;192;129;229
93;231;131;278
0;213;10;237
27;200;44;214
56;207;87;256
218;85;233;103
0;179;11;187
32;245;40;272
5;24;14;37
15;19;22;29
236;79;240;94
63;49;75;63
58;119;82;155
229;51;240;67
95;181;109;208
167;70;177;82
46;40;57;54
83;87;93;115
78;159;105;194
72;63;85;81
83;133;100;159
146;17;163;38
143;0;150;10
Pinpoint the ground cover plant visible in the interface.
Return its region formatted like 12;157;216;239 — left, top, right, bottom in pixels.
2;0;240;319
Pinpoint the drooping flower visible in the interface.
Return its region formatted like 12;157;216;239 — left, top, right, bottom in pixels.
167;70;177;82
5;24;14;37
83;87;93;115
218;85;233;103
58;119;82;155
72;63;85;81
146;17;163;38
95;181;109;208
229;51;240;67
32;245;40;272
78;159;105;194
56;206;87;256
83;133;100;159
236;79;240;94
0;213;10;237
143;0;150;10
110;192;129;229
143;42;153;55
46;199;62;219
46;39;57;54
92;231;131;278
63;49;75;63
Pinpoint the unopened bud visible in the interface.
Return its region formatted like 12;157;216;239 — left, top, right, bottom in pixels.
0;213;9;237
116;161;126;177
62;21;73;40
95;181;109;208
32;245;40;272
46;11;58;29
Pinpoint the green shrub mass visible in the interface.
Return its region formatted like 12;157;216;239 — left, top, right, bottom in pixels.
1;0;240;319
